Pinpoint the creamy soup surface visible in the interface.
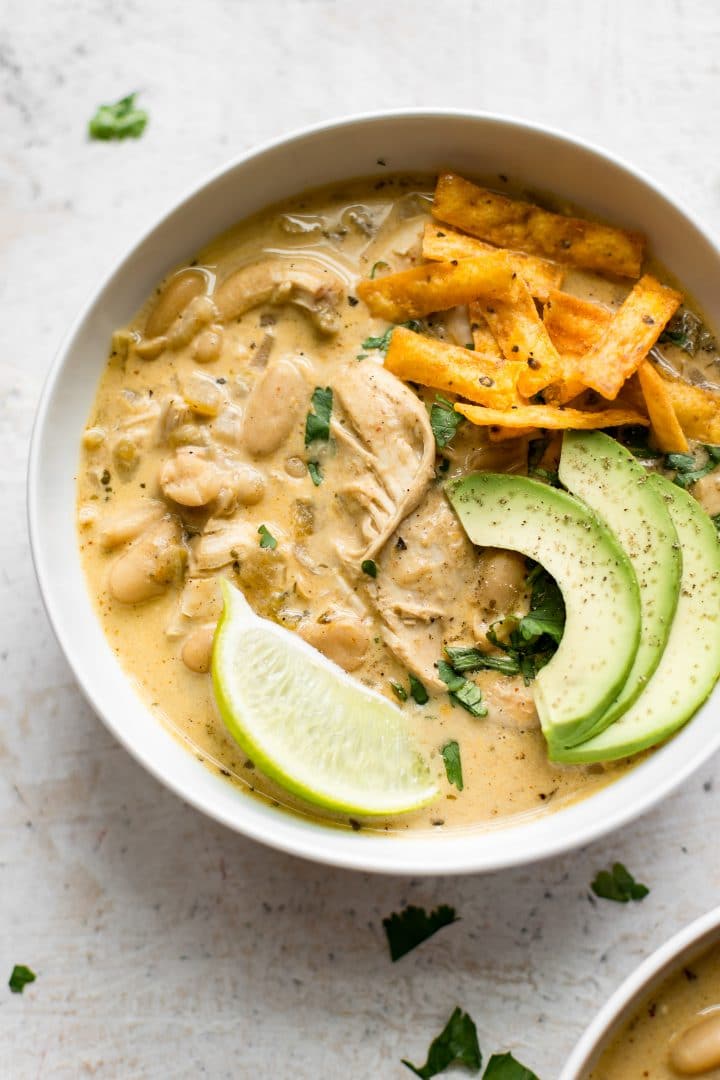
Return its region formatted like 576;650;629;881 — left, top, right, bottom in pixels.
589;941;720;1078
76;174;716;834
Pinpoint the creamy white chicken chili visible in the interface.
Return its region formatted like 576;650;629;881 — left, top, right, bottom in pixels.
589;941;720;1078
76;174;653;832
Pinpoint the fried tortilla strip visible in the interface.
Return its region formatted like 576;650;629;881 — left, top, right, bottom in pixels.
487;425;540;442
385;327;522;409
422;223;563;301
543;290;611;354
636;360;689;453
455;402;649;431
469;287;562;398
356;253;516;322
542;290;612;403
574;275;682;400
433;173;645;278
662;378;720;443
470;312;504;360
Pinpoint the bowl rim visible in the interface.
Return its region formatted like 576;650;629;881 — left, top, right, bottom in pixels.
560;904;720;1077
27;107;720;875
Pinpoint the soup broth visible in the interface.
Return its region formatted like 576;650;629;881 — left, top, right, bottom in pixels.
589;941;720;1078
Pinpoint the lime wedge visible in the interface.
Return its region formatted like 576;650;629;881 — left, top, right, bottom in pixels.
211;581;438;816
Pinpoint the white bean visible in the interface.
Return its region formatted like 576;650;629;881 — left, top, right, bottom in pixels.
181;624;216;673
242;357;306;456
109;519;185;604
669;1011;720;1075
145;268;207;338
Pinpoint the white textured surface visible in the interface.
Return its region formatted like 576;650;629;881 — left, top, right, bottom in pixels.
3;2;720;1076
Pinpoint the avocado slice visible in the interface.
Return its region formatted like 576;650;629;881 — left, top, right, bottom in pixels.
446;474;641;750
557;475;720;763
557;431;682;744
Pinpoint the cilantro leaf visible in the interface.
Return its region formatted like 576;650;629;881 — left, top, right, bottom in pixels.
517;569;564;645
361;559;377;578
445;645;521;677
591;862;649;903
88;93;148;140
485;567;565;685
304;387;333;445
659;327;694;352
361;319;423;356
307;461;323;486
430;395;464;449
403;1007;482;1078
382;904;458;961
409;673;429;705
441;741;463;791
8;965;36;994
483;1052;539;1080
667;444;720;489
257;524;277;550
438;660;488;717
390;680;408;702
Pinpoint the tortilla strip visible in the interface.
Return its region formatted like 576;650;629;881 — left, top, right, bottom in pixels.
470;311;504;360
468;289;562;398
574;275;682;400
422;223;563;301
487;425;540;442
542;290;612;403
385;327;523;409
455;402;649;431
662;378;720;444
433;173;645;278
543;290;611;354
636;360;689;453
356;253;516;322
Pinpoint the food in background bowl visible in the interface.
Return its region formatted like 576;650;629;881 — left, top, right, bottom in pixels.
76;168;720;832
562;907;720;1079
590;940;720;1077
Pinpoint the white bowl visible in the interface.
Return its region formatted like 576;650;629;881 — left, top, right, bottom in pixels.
561;906;720;1077
28;109;720;875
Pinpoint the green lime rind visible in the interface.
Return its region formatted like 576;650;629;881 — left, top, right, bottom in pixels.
211;580;438;816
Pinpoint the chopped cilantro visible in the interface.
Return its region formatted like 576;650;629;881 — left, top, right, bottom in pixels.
257;524;277;550
88;92;148;140
361;319;423;356
409;673;429;705
361;559;377;578
483;1053;539;1080
390;680;408;702
591;862;649;903
667;444;720;489
430;395;464;449
441;741;463;791
402;1007;481;1078
659;327;694;352
370;260;390;278
382;904;458;961
445;645;521;677
8;965;36;994
486;566;565;684
438;660;488;717
304;387;333;445
307;460;323;486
